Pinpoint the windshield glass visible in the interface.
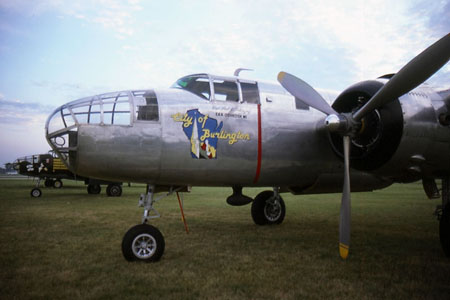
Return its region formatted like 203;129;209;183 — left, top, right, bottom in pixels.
171;75;211;100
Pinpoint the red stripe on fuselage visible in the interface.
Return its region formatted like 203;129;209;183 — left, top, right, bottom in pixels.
253;104;262;183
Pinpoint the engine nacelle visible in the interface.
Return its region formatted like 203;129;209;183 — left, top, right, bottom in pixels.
330;79;450;182
329;80;404;171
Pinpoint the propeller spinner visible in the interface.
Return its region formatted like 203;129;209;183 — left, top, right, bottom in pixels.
278;33;450;259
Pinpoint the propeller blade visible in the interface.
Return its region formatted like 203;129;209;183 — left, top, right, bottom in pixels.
353;33;450;121
278;71;337;116
339;135;351;259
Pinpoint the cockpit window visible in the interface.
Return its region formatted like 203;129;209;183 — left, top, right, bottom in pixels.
173;74;262;104
172;75;211;100
57;92;132;126
135;90;159;121
213;79;239;101
240;82;260;104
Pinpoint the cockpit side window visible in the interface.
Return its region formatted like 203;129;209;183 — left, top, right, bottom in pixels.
136;90;159;121
172;75;211;100
172;74;258;104
240;82;260;104
213;80;239;102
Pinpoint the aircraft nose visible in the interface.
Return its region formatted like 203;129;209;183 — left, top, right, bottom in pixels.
45;90;135;172
45;104;79;171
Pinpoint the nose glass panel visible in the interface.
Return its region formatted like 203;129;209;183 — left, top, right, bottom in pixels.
45;90;148;169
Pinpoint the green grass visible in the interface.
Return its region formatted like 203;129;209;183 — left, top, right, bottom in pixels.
1;179;450;299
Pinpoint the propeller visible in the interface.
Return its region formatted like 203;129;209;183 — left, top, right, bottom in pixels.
354;33;450;121
277;72;337;116
277;33;450;259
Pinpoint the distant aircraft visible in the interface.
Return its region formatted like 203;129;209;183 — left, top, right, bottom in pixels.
13;152;123;197
45;34;450;262
3;162;17;175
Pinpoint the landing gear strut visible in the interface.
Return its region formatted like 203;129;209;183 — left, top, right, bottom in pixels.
251;188;286;225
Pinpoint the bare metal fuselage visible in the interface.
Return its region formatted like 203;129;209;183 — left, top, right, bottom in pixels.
45;74;450;194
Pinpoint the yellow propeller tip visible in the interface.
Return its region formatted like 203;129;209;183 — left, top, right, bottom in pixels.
339;243;349;259
277;72;286;81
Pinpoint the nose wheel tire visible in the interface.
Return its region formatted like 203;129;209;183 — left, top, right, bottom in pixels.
251;191;286;225
122;224;165;262
31;188;42;198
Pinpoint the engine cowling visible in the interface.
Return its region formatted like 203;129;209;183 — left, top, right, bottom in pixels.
329;79;404;171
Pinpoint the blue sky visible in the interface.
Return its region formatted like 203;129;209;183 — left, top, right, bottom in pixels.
0;0;449;165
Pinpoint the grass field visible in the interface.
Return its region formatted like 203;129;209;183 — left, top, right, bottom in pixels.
1;179;450;299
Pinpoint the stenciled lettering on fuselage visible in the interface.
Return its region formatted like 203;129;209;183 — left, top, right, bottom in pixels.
171;109;250;159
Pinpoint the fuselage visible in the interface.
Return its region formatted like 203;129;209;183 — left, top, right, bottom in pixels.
45;73;450;194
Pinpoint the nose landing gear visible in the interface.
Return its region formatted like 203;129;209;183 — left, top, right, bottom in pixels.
121;185;186;262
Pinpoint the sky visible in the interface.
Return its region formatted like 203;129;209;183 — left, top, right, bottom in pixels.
0;0;449;166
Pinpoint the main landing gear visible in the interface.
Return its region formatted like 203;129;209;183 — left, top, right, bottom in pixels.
106;183;122;197
86;182;122;196
44;178;63;188
251;188;286;225
121;185;185;262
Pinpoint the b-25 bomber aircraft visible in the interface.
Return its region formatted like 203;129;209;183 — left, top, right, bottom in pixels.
45;34;450;262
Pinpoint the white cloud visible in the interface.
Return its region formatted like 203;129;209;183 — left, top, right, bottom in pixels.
0;98;53;123
2;0;446;83
113;0;449;91
0;0;142;38
268;0;444;82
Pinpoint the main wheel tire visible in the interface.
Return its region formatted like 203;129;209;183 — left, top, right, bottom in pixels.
87;184;101;194
44;179;54;187
251;191;286;225
31;188;42;198
440;205;450;257
122;224;165;262
106;184;122;197
53;179;63;189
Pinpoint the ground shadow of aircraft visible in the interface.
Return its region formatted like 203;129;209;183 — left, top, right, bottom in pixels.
13;151;123;197
45;34;450;262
